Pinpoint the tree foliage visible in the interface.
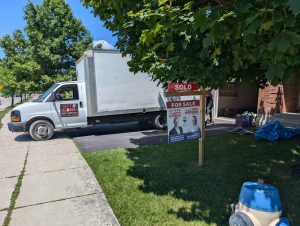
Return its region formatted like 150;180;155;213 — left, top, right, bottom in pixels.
24;0;93;88
94;43;103;49
0;0;92;100
82;0;300;87
0;30;40;103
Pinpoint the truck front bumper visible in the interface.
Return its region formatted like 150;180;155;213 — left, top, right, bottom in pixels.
7;122;26;132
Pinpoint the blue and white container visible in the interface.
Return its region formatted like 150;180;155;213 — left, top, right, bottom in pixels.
229;182;290;226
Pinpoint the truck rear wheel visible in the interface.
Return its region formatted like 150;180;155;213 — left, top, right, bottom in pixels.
29;120;54;141
152;112;167;130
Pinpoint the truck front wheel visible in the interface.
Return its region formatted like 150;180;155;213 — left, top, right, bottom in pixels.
29;120;54;141
152;113;167;130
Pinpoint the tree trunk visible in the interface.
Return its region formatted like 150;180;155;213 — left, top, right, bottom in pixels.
11;95;14;106
21;93;23;103
25;93;27;100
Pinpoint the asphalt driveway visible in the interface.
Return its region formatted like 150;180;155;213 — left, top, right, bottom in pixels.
13;118;236;152
68;118;236;152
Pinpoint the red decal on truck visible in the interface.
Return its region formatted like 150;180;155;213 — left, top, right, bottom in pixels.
60;104;79;117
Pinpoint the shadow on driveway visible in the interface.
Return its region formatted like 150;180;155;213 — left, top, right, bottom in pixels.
14;130;68;142
14;121;236;152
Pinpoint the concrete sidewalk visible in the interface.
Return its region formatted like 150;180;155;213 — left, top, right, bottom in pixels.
0;113;119;226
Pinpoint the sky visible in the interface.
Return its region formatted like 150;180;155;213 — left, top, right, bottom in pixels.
0;0;117;57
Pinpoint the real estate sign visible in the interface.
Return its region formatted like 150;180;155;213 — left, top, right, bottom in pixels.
168;83;198;92
167;99;201;143
165;83;205;165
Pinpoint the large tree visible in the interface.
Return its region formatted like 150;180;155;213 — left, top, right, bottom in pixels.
0;0;92;105
24;0;93;88
82;0;300;87
0;30;41;105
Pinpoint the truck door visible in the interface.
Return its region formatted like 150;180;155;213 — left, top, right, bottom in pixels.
51;84;87;128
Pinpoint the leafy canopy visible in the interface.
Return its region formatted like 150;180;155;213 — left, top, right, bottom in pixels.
0;0;93;98
24;0;93;88
82;0;300;87
0;30;40;98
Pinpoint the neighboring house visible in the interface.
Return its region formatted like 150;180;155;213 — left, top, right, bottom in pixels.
210;76;300;128
257;75;300;128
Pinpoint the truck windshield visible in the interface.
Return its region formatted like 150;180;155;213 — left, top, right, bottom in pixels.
34;84;60;102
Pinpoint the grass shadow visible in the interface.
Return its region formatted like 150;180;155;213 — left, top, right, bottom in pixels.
125;134;300;225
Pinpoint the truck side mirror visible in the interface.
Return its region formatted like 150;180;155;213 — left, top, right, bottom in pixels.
51;93;56;102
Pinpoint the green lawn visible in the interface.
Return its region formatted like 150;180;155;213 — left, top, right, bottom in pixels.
82;134;300;226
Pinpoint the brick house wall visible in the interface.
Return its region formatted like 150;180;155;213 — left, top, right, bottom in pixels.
257;75;299;125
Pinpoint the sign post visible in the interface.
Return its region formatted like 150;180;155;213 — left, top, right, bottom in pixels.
165;83;206;166
199;92;205;166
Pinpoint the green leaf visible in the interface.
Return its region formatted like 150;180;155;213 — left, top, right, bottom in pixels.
288;0;300;15
218;11;235;22
153;43;162;50
287;56;294;65
167;42;175;51
158;0;168;6
284;16;296;27
202;34;212;48
141;52;154;61
179;31;191;43
183;2;193;10
193;11;209;32
271;0;286;8
210;47;221;59
246;18;263;33
238;2;252;13
266;64;285;80
268;31;300;52
259;21;273;32
153;23;163;35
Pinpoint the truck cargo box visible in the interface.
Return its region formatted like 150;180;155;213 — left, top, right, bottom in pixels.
76;50;165;117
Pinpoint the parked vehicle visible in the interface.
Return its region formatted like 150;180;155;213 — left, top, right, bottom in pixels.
8;50;167;140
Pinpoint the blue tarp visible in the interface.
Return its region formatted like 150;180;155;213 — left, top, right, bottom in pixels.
255;121;300;142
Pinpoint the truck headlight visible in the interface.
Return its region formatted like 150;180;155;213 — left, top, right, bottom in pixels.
11;110;21;122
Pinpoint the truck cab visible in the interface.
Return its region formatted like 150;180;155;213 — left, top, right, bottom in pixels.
8;81;87;140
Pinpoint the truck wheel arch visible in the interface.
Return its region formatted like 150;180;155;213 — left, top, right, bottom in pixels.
25;117;55;131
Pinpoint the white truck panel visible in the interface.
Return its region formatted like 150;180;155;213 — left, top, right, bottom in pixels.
77;50;166;117
76;57;85;82
94;52;164;115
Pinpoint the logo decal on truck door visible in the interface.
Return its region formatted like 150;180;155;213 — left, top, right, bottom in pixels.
60;104;79;117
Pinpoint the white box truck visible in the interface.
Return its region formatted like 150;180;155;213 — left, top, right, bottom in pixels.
8;50;167;140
